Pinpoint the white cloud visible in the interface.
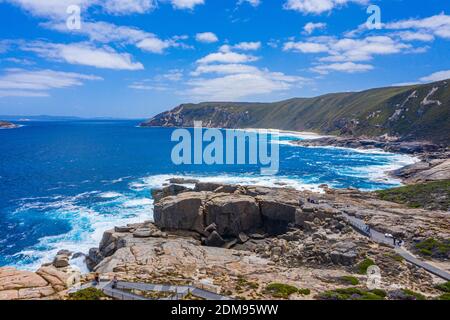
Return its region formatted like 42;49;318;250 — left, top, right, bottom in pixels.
232;41;262;51
311;62;373;74
394;31;435;42
136;38;172;54
129;82;169;91
197;51;259;64
283;0;368;15
284;35;410;68
237;0;261;7
4;0;92;18
22;42;144;70
188;49;308;100
219;42;262;52
385;13;450;40
195;32;219;43
4;0;202;19
419;70;450;82
102;0;156;15
283;41;328;53
167;0;204;10
156;69;184;81
187;71;305;101
0;68;101;97
191;63;259;76
42;21;183;54
303;22;326;35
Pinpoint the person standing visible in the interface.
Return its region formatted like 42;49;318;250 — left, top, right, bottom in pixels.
112;275;118;289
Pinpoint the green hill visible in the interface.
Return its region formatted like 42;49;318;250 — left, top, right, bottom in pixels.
141;79;450;145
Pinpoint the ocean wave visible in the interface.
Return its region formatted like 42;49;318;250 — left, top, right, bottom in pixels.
136;173;325;193
98;192;123;199
10;190;153;272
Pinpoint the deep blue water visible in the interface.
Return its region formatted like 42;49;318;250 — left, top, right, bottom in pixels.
0;121;415;270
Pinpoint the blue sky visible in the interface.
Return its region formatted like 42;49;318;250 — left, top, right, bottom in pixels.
0;0;449;118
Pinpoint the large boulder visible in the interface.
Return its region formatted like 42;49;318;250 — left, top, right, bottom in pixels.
204;231;226;247
195;182;224;192
329;242;358;266
0;268;48;291
205;194;261;237
154;192;208;234
36;266;72;292
257;195;298;234
0;267;57;300
152;184;190;202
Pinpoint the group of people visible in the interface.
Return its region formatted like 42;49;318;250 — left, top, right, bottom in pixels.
392;237;404;247
92;273;119;289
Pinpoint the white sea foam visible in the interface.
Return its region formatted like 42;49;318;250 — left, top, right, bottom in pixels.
11;191;154;272
137;173;325;193
237;128;327;140
122;198;153;208
98;192;122;199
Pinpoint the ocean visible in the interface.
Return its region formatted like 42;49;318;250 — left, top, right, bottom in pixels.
0;120;417;271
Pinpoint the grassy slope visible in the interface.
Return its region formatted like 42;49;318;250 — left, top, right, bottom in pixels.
376;180;450;211
143;79;450;144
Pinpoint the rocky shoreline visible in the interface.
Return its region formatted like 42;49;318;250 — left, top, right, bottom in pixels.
0;121;20;129
292;136;450;184
3;179;446;300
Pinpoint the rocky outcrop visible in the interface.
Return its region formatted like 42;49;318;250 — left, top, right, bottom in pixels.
151;184;190;202
394;159;450;183
0;267;70;300
293;136;443;155
0;121;19;129
153;182;342;244
205;194;261;237
154;192;207;235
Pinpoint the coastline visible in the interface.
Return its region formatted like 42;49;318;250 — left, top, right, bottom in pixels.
2;179;448;300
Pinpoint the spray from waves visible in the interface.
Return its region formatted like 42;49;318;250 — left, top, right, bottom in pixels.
10;189;153;272
131;173;326;193
98;192;123;199
332;152;418;189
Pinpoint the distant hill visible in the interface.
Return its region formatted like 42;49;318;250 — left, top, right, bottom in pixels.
141;79;450;145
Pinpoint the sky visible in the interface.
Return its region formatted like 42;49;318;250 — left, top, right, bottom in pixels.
0;0;449;118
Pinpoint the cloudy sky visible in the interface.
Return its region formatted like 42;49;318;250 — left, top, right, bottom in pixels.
0;0;449;118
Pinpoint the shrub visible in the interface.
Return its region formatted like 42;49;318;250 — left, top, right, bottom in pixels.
400;289;426;301
415;238;450;259
438;293;450;300
435;281;450;293
68;287;107;300
340;276;359;286
375;180;450;211
297;288;311;296
265;283;300;299
357;258;376;274
370;289;387;298
316;287;385;301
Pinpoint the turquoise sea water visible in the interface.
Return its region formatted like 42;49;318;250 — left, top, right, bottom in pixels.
0;120;416;270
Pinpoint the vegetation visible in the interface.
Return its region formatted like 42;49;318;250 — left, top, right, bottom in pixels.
68;287;108;300
376;180;450;211
340;276;360;286
264;283;310;299
142;80;450;144
438;293;450;300
398;289;427;300
316;288;386;301
357;258;376;274
385;252;405;263
435;281;450;293
415;238;450;259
